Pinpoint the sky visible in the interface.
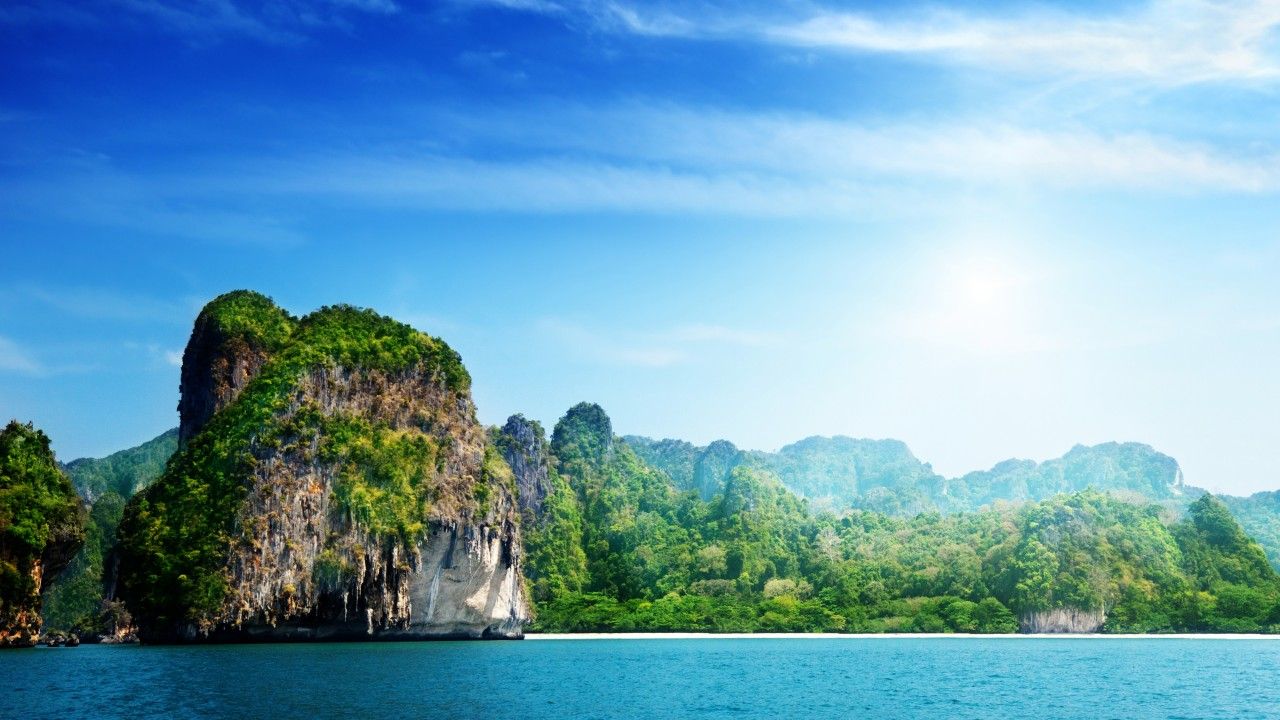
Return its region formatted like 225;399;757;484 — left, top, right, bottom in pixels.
2;0;1279;494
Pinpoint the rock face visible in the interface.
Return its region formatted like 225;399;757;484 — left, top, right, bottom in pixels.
1020;607;1106;633
496;415;553;523
176;291;293;445
118;294;528;642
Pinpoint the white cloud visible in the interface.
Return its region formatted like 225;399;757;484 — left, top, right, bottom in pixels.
164;349;183;367
240;109;1280;215
536;0;1280;86
11;104;1278;229
0;336;42;374
454;0;564;14
767;1;1280;85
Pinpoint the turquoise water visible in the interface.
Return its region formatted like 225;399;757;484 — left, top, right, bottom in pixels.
4;637;1280;719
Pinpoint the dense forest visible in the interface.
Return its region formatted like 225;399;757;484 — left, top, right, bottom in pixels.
522;405;1280;634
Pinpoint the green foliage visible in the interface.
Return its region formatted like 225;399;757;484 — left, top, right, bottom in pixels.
529;416;1280;634
1176;495;1276;593
0;422;83;556
627;435;1188;518
42;429;176;633
0;421;84;631
62;428;177;502
522;472;588;603
117;298;477;633
1220;492;1280;569
199;290;296;352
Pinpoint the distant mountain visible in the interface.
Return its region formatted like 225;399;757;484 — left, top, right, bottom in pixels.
763;437;945;515
62;428;177;503
627;432;1280;572
623;436;753;501
950;442;1186;508
627;435;1183;515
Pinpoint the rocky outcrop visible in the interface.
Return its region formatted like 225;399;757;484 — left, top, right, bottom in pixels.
177;291;293;445
495;415;554;523
1020;607;1105;633
0;562;46;648
119;299;528;642
211;365;526;641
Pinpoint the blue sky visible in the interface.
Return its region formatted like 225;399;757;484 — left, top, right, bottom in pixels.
2;1;1279;493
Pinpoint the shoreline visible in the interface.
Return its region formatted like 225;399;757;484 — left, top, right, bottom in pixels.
525;632;1280;640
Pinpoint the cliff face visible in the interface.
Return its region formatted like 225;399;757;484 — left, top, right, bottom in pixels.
217;365;526;640
495;415;553;523
118;294;528;642
176;290;295;445
1020;608;1106;633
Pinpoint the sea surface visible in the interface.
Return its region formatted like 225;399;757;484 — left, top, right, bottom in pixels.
4;636;1280;719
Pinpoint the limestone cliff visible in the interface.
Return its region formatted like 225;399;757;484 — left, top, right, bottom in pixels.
177;290;294;445
1020;608;1106;633
118;294;528;642
494;415;554;524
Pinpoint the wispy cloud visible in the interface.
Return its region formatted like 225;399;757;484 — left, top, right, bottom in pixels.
453;0;565;14
236;108;1280;213
8;103;1278;231
123;341;187;367
768;1;1280;85
0;336;42;375
492;0;1280;86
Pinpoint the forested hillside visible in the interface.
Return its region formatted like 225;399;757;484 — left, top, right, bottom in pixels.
532;406;1280;633
40;429;176;635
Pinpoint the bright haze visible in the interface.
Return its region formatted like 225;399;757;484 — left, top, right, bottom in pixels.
2;1;1279;493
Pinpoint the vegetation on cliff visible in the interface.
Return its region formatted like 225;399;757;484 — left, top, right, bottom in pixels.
0;421;85;646
117;297;485;636
492;416;587;603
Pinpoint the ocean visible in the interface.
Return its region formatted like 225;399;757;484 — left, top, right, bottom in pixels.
4;636;1279;719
